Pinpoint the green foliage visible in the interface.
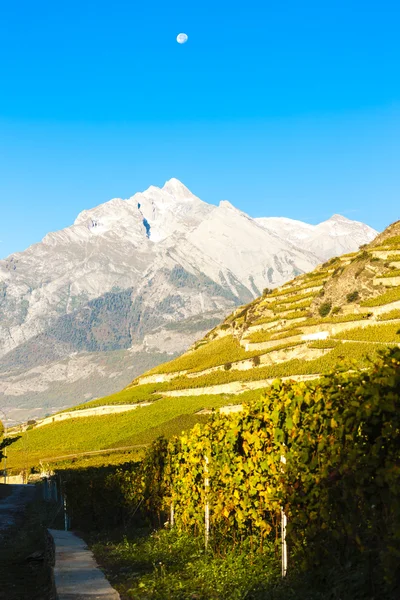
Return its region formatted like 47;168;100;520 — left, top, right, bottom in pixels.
146;349;400;596
268;278;326;299
272;298;314;313
246;327;303;344
147;336;263;375
7;394;240;471
307;339;338;349
381;234;400;246
67;383;163;412
300;313;368;327
267;290;317;311
377;309;400;321
162;342;384;391
91;528;278;600
52;350;400;599
346;290;359;302
260;341;306;354
252;309;308;326
361;286;400;307
352;250;369;262
61;437;168;530
304;270;330;280
319;301;332;317
378;268;400;278
334;322;400;343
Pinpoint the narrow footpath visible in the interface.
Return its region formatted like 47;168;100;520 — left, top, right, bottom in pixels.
49;529;120;600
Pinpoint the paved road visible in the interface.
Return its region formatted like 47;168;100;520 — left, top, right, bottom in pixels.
0;484;36;537
49;529;120;599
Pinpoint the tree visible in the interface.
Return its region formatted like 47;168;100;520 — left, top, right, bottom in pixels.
0;420;18;461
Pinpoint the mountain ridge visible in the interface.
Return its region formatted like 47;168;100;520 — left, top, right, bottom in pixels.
6;219;400;474
0;179;377;423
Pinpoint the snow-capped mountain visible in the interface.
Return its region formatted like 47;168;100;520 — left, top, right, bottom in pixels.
0;179;377;422
256;214;377;261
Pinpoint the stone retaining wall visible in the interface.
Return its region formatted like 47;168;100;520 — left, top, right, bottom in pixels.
35;403;152;428
161;373;319;398
245;316;400;351
373;276;400;287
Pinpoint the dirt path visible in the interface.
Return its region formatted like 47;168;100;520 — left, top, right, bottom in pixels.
49;529;120;599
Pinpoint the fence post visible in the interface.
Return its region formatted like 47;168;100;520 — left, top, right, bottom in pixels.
170;503;174;528
204;454;210;550
280;454;287;577
281;508;288;577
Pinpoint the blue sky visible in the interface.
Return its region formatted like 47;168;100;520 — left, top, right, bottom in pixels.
0;0;399;258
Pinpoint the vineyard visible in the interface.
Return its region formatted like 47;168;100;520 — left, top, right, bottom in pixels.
60;348;400;599
7;220;400;480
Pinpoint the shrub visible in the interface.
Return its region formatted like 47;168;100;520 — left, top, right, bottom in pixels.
346;290;359;303
332;306;341;314
319;301;332;317
354;250;369;261
224;362;232;371
252;355;261;367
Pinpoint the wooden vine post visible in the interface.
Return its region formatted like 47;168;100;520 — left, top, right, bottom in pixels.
204;454;210;550
281;454;288;577
170;503;174;528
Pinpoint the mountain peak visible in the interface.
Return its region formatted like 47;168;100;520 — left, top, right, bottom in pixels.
162;178;193;199
328;214;351;223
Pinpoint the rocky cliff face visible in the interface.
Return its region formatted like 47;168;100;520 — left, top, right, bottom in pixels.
0;179;377;422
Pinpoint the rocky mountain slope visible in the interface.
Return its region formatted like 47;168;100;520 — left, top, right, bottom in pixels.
0;179;377;423
7;219;399;473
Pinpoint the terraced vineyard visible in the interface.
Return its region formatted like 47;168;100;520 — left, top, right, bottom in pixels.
7;220;400;474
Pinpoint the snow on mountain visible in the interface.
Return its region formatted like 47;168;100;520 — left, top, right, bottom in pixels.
0;179;378;419
256;214;377;261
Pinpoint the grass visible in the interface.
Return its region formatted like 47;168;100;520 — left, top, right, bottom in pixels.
87;516;395;600
90;528;279;600
361;287;400;307
146;335;264;376
334;322;400;343
66;383;163;412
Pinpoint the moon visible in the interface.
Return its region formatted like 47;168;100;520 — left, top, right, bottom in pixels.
176;33;188;44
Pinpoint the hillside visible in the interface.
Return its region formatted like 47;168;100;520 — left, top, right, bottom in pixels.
7;219;399;474
0;179;376;422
